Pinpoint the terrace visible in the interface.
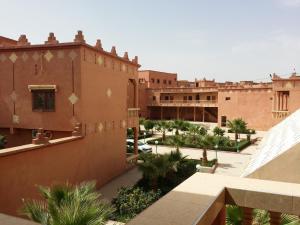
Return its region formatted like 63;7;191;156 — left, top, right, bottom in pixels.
127;173;300;225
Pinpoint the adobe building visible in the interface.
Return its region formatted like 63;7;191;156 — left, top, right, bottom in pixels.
139;70;300;130
0;31;140;215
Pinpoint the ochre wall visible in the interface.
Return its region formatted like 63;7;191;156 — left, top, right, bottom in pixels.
0;46;81;131
218;88;275;130
0;134;127;216
247;143;300;184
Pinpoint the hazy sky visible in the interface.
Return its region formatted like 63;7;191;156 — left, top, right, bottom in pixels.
1;0;299;82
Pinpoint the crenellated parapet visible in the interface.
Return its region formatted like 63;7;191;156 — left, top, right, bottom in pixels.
0;30;140;67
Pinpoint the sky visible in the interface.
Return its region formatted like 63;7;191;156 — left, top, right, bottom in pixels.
0;0;299;82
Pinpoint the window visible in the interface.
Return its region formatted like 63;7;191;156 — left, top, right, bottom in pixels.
164;96;169;100
152;96;156;101
151;78;155;83
221;116;227;127
163;80;167;84
157;79;160;84
206;96;211;101
225;97;231;101
212;96;216;101
168;80;172;85
188;96;193;100
32;90;55;111
183;96;187;101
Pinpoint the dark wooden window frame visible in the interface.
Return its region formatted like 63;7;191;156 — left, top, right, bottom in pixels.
32;89;55;112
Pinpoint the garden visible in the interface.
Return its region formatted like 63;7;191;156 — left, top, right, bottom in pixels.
147;118;253;153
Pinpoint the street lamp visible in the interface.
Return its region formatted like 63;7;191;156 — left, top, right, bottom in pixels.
236;138;241;153
144;132;146;143
214;144;218;161
196;164;201;172
155;140;158;154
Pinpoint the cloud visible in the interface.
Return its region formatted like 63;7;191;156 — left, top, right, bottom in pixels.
277;0;300;7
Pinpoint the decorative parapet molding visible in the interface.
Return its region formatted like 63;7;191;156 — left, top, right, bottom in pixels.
45;32;59;44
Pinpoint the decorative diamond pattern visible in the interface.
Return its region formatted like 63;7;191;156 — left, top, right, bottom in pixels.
44;50;53;62
10;91;17;102
122;64;126;72
106;88;112;98
122;120;126;128
87;124;94;134
70;116;78;126
32;52;40;61
0;54;7;62
22;53;28;62
69;93;79;104
69;50;77;60
97;56;103;65
12;115;19;124
9;53;18;63
57;50;64;59
98;123;104;132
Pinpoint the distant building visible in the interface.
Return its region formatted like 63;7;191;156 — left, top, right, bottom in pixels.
139;70;300;130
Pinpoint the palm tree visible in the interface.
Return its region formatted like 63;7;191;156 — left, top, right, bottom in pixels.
213;126;225;137
172;120;190;135
22;181;114;225
227;118;247;140
144;120;156;135
168;134;186;151
155;120;171;141
198;135;215;165
187;124;200;144
138;154;172;190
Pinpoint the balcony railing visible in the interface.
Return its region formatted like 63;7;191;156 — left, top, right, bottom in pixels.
150;87;218;93
149;99;217;107
127;173;300;225
272;110;289;119
127;108;140;118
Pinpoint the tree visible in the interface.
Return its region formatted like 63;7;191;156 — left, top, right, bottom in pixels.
144;120;156;135
138;154;172;190
138;150;187;190
22;181;113;225
168;134;186;151
172;120;190;135
213;126;225;136
187;124;201;144
198;135;215;165
155;120;171;141
227;118;247;140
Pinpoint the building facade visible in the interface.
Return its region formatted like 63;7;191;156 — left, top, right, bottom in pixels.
0;32;140;215
139;70;300;130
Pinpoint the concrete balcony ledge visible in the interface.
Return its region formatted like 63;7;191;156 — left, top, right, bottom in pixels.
0;213;39;225
0;136;83;157
127;173;300;225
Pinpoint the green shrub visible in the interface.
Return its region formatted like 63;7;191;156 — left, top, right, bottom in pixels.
147;136;251;152
213;126;225;136
0;135;7;149
112;187;161;222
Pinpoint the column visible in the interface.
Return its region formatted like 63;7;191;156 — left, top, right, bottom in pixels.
212;206;226;225
133;127;138;155
193;107;196;121
242;207;253;225
285;94;288;111
176;107;179;120
269;211;281;225
202;107;205;122
277;92;280;111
